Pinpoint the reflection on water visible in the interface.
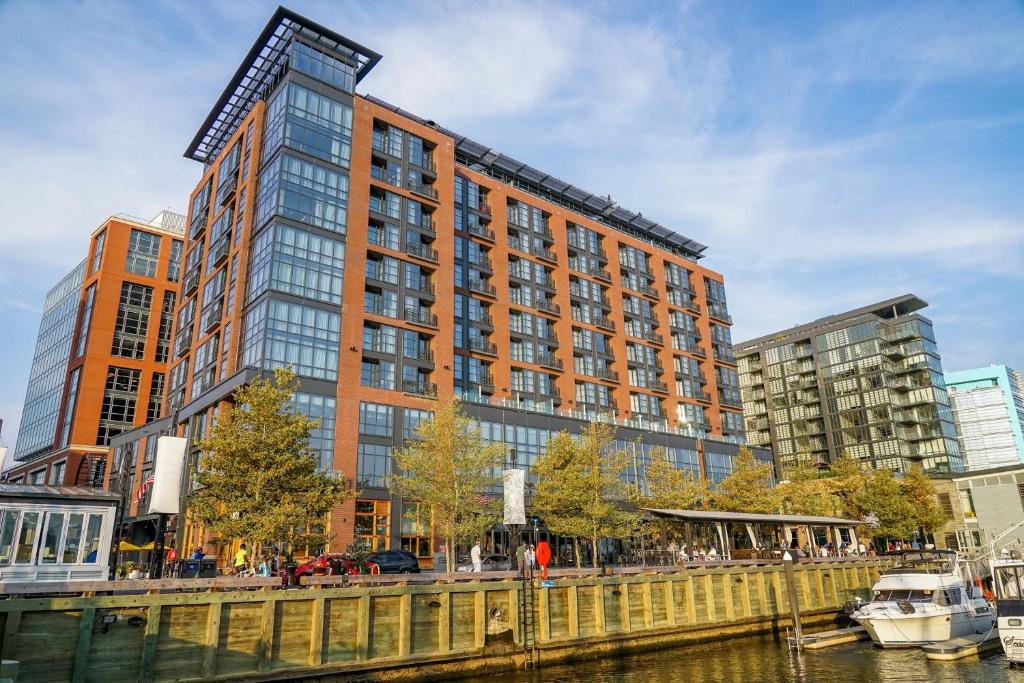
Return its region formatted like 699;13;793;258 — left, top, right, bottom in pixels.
465;634;1024;682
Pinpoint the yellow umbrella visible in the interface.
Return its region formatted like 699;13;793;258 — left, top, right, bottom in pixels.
118;541;142;551
138;542;155;551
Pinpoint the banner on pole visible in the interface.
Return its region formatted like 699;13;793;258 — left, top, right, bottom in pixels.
148;436;187;514
503;469;526;526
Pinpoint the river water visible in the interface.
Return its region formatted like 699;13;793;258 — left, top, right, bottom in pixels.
467;634;1023;682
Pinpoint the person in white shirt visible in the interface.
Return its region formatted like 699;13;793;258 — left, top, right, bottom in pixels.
471;542;482;572
858;542;867;555
525;544;536;571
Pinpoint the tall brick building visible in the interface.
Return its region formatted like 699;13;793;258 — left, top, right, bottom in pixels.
113;8;767;562
6;213;184;488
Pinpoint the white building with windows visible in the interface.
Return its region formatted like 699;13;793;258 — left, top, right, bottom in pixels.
946;365;1024;470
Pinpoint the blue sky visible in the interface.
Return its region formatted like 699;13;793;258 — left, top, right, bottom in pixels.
0;0;1022;455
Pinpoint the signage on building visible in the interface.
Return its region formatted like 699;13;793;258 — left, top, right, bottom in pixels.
503;469;525;526
148;436;187;514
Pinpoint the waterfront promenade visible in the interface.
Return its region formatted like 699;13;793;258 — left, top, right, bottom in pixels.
0;557;887;682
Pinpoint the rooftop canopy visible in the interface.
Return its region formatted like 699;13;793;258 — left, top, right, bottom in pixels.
0;483;120;503
643;508;861;527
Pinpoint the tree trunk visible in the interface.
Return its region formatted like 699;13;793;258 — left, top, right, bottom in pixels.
573;538;581;568
446;534;455;573
591;536;600;569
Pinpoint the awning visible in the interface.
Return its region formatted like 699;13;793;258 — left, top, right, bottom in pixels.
642;508;861;526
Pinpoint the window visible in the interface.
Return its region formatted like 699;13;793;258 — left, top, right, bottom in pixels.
111;282;154;359
361;359;395;389
29;469;46;485
76;284;96;357
0;512;16;565
125;229;162;277
59;367;82;448
96;366;141;445
62;513;84;563
291;42;356;93
48;460;66;486
241;299;341;381
403;408;433;440
293;392;336;470
14;512;39;564
90;230;106;273
154;291;175;363
357;444;393;489
256;154;349;234
354;500;389;551
359;402;394;436
147;372;165;421
168;240;183;282
82;514;103;563
39;512;64;564
247;223;346;305
264;81;354;167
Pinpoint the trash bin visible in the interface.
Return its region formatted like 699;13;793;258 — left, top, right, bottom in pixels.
433;552;447;572
180;559;201;579
199;558;217;578
286;564;298;586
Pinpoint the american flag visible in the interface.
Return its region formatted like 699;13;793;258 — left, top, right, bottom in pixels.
135;474;155;502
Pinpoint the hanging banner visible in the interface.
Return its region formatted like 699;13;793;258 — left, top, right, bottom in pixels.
148;436;187;514
503;469;526;526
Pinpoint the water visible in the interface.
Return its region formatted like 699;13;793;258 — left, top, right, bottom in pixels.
466;634;1024;682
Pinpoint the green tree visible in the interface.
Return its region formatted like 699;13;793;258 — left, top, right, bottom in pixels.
634;446;708;511
531;423;640;568
191;367;350;555
776;462;835;517
707;446;780;514
387;398;503;573
900;464;948;536
851;467;917;540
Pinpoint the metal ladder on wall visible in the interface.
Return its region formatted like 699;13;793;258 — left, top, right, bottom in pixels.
520;573;538;670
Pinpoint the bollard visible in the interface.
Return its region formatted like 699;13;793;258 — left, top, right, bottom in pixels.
783;551;803;650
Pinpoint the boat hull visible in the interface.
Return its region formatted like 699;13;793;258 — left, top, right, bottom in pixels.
998;619;1024;663
856;609;995;648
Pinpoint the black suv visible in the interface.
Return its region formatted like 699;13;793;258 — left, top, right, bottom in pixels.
366;549;421;574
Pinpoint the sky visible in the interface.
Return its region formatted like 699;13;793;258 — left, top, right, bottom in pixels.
0;0;1022;455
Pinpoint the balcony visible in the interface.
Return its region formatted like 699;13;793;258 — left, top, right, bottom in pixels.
588;266;612;282
536;225;555;242
685;300;701;314
467;223;495;241
404;307;438;328
216;173;237;207
173;327;193;358
695;391;713;403
651;381;670;394
418;217;437;235
370;165;401;188
183;269;201;296
644;331;665;346
405;242;439;263
402;379;438;397
411;154;436;175
536;275;557;291
469;255;493;272
595;316;616;331
408;279;435;298
200;298;223;334
209;236;230;268
536;299;561;316
409;181;439;202
536;247;557;264
470;314;494;332
478;373;496;392
719;395;743;409
538;329;559;344
714;347;737;364
467;279;496;297
597;367;619;383
189;208;208;240
538;353;564;371
468;338;498;356
636;282;659;298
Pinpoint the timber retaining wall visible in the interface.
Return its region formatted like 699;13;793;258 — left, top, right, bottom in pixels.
0;558;888;682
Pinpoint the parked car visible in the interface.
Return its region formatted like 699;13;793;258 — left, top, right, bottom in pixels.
457;554;513;572
365;549;421;574
294;553;376;579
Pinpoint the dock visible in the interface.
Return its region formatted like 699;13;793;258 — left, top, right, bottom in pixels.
922;630;1001;661
789;625;868;650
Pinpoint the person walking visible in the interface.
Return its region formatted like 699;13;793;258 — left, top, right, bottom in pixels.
516;542;527;576
234;543;250;575
471;541;482;573
526;544;536;572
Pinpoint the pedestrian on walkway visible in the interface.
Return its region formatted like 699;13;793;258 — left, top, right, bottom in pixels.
526;544;536;572
471;541;482;573
516;542;527;575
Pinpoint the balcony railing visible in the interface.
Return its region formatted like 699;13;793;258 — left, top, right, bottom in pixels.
403;380;438;397
468;279;496;297
411;155;436;174
406;242;439;263
595;316;616;331
644;331;665;345
182;269;201;296
651;381;670;394
597;367;619;382
370;166;401;188
409;181;439;201
538;354;564;371
404;307;438;328
467;223;495;241
468;338;498;355
536;299;560;316
536;247;557;263
478;373;496;391
469;255;493;271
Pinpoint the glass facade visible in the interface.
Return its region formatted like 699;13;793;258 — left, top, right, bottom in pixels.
13;261;85;460
241;299;340;381
125;228;162;277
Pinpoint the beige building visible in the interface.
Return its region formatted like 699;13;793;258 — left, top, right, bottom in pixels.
931;464;1024;552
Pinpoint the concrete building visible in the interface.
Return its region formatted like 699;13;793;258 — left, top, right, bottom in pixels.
111;7;769;563
932;464;1024;553
5;213;184;488
736;295;963;474
946;365;1024;470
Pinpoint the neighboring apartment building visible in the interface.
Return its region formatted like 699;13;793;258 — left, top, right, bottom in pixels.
736;295;963;474
112;7;763;561
5;213;184;487
932;464;1024;553
946;365;1024;470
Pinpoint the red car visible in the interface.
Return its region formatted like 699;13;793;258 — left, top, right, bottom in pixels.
294;554;377;579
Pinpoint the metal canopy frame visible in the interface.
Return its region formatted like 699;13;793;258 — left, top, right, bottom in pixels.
185;6;382;164
362;93;708;260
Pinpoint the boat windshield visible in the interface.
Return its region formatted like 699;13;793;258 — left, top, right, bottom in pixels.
871;590;933;603
886;550;956;574
996;566;1024;599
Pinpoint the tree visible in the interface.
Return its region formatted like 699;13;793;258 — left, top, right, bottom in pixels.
776;463;835;517
707;446;780;514
531;423;640;568
191;367;350;555
851;467;917;540
900;464;948;536
635;446;708;511
387;398;503;573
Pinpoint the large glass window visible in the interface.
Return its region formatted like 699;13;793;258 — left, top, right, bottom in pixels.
358;402;394;436
168;239;183;282
0;512;17;565
90;230;106;274
248;223;346;305
264;81;354;167
111;282;153;359
293;392;337;470
125;229;162;277
357;443;393;488
14;512;39;564
256;154;349;234
241;299;340;381
76;284;96;358
62;513;84;564
96;366;140;445
82;514;103;563
290;42;356;93
39;512;64;564
154;291;175;363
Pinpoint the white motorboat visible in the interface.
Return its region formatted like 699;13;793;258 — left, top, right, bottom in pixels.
992;556;1024;663
851;549;994;647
